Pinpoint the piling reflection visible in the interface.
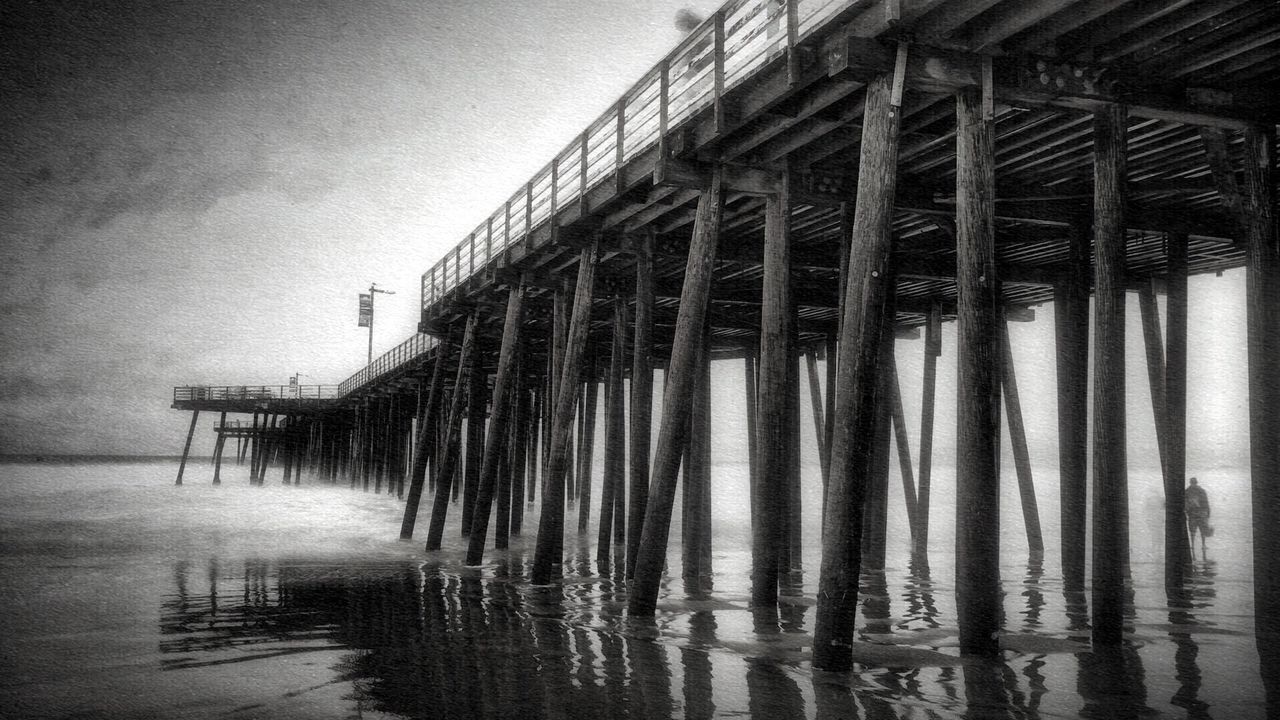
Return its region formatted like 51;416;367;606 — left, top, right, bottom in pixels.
962;661;1013;720
683;609;717;720
1167;562;1216;719
159;552;1264;718
1075;645;1151;718
860;567;893;636
900;554;941;631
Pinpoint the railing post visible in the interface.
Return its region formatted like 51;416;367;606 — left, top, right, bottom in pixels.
525;181;534;250
468;232;476;281
505;200;512;251
659;60;670;161
551;159;560;243
785;0;800;85
714;10;727;133
615;100;626;194
579;132;589;213
486;217;493;265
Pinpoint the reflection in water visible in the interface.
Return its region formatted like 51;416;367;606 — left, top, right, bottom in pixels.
861;568;893;636
1168;563;1216;719
747;655;805;720
683;609;717;720
1076;645;1151;719
962;661;1012;720
1063;587;1091;638
159;552;1265;719
900;554;941;631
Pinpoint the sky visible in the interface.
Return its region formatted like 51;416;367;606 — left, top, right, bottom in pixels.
1;0;722;455
0;0;1254;484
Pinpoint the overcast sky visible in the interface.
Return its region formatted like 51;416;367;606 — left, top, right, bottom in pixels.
0;0;1253;487
1;0;722;454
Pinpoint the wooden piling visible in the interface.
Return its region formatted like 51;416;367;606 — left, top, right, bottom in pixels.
527;384;541;507
597;296;628;568
425;313;480;551
175;410;199;486
626;232;655;579
1242;125;1280;641
465;282;526;566
753;168;791;608
504;352;528;542
1091;103;1129;647
1056;222;1090;589
783;330;802;576
861;329;894;572
212;411;227;485
744;350;760;516
682;324;713;580
372;403;384;494
812;71;901;671
531;241;600;584
461;346;488;537
1164;233;1190;575
281;415;296;487
1000;319;1044;557
954;83;1002;658
916;305;940;556
888;362;919;544
806;351;829;483
548;279;569;482
577;368;599;532
400;344;450;539
629;165;723;615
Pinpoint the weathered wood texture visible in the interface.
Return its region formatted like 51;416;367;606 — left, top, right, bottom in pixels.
813;72;901;671
465;282;526;565
626;233;655;579
1164;233;1190;577
916;305;941;556
753;170;790;608
461;345;488;537
682;325;713;581
888;362;919;544
630;166;723;616
1243;125;1280;644
400;341;449;539
954;84;1002;658
1091;103;1129;647
425;313;479;551
532;242;600;584
1055;222;1090;590
597;297;628;569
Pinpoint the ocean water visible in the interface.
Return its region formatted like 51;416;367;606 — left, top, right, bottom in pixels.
0;458;1269;719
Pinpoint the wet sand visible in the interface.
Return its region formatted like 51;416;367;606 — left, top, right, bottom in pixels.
0;459;1268;718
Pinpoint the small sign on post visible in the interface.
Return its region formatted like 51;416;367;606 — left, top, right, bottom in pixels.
358;293;373;327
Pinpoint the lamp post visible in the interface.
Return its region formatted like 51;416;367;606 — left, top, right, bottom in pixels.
362;283;396;366
289;372;306;398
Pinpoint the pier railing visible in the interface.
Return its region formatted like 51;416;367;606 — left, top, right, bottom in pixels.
336;333;438;398
172;385;339;404
419;0;850;315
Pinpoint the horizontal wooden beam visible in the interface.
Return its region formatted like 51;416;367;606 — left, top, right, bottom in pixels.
827;35;1272;129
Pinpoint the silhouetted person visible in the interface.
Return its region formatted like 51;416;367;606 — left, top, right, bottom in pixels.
1185;477;1211;560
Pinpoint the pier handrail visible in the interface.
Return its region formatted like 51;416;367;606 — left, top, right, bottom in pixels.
336;332;438;398
420;0;850;316
172;385;339;403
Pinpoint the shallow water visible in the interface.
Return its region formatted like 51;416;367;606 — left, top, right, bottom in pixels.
0;459;1269;718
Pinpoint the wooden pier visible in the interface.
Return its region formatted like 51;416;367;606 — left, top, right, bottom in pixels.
172;0;1279;674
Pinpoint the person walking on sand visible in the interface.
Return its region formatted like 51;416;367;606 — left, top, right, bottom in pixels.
1185;477;1211;560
